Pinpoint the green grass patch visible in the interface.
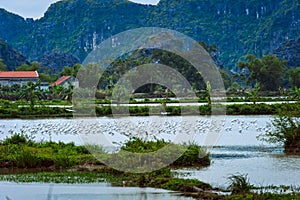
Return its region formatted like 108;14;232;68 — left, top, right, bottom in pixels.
0;135;209;170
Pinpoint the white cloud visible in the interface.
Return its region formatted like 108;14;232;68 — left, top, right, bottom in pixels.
0;0;160;19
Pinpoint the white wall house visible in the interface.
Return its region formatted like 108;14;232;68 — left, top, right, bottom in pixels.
51;76;79;89
0;71;39;87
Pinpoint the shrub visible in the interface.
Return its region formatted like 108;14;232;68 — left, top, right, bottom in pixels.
13;147;41;168
160;178;211;192
258;113;300;154
173;144;210;167
54;151;76;169
228;174;252;194
2;133;31;145
121;138;210;168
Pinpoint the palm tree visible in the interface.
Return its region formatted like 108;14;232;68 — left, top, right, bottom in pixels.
50;85;65;100
20;81;43;109
65;82;74;103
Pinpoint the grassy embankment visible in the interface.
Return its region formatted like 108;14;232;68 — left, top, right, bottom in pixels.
0;134;210;169
0;134;300;199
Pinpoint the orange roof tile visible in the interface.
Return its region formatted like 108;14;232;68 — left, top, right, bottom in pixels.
0;71;39;78
51;76;71;86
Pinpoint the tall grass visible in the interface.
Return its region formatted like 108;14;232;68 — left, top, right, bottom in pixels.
228;174;252;194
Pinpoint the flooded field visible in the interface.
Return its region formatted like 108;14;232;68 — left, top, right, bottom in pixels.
0;115;299;195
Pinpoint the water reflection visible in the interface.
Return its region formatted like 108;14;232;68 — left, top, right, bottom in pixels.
0;182;192;200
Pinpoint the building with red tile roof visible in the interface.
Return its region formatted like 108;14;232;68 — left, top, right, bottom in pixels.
0;71;39;86
51;76;79;88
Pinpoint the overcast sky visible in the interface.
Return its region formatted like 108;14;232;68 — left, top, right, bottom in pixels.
0;0;160;19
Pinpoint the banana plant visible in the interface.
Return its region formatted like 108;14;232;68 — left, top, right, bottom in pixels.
245;82;260;104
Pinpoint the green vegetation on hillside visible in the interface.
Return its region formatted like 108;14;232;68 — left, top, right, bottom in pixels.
0;0;299;69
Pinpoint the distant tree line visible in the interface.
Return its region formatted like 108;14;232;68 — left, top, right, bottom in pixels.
1;42;300;102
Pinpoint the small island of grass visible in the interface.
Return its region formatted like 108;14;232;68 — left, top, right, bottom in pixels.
0;134;300;199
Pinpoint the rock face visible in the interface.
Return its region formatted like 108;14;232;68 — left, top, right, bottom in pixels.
39;51;80;73
273;38;300;67
0;0;300;69
0;38;29;70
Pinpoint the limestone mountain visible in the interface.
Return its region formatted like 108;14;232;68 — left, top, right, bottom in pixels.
0;38;29;70
0;0;299;70
273;38;300;67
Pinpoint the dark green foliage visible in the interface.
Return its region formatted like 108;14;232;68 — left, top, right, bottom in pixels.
2;133;29;145
53;151;76;169
0;136;97;169
0;102;73;118
0;135;209;169
122;138;169;153
288;67;300;88
122;138;210;168
16;62;40;71
19;81;44;109
96;106;112;116
158;178;212;192
0;58;7;71
12;147;41;168
238;54;287;91
226;104;279;115
172;144;210;167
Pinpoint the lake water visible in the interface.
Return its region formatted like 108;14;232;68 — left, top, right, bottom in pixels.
0;115;300;192
0;182;192;200
175;146;300;188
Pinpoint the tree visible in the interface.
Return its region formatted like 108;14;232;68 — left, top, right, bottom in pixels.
245;82;260;104
65;82;74;103
228;82;242;94
50;85;65;100
257;108;300;154
16;62;40;71
60;64;81;77
288;67;300;88
0;59;7;71
238;54;287;91
20;81;43;109
219;69;232;89
39;73;57;83
60;66;73;76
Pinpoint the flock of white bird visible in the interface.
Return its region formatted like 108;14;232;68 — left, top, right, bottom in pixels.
0;117;271;145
